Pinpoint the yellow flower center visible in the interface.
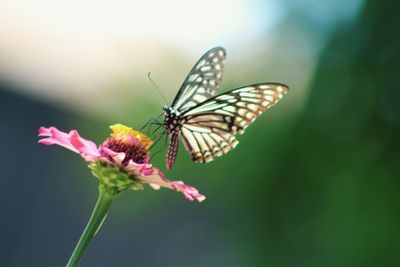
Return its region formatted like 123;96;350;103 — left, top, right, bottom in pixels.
109;124;153;149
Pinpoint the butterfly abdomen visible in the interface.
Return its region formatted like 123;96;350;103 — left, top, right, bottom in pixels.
163;106;185;169
166;132;179;170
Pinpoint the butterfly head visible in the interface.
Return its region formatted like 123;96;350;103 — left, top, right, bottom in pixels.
162;105;171;114
163;106;182;134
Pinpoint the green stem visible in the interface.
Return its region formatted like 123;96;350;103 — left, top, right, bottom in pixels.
66;185;115;267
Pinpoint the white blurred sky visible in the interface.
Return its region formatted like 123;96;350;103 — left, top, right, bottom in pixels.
0;0;363;117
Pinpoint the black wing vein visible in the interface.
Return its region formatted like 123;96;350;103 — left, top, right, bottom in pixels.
180;83;289;163
171;47;226;112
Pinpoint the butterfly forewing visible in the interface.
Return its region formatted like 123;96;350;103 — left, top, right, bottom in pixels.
171;47;226;112
180;83;289;163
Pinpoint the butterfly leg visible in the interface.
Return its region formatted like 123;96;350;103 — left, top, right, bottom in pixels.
149;130;167;161
140;117;161;130
150;129;167;149
141;119;163;137
140;112;163;131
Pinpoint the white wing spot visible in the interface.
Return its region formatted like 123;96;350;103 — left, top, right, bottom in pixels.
261;101;269;106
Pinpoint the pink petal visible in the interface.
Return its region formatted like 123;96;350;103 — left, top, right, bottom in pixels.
38;126;100;160
149;183;161;190
137;167;206;202
101;147;126;166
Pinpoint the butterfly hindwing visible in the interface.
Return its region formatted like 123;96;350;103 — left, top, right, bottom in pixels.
181;124;238;163
179;83;289;163
171;47;226;113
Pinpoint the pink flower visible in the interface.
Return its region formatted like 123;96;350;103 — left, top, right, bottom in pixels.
38;124;205;202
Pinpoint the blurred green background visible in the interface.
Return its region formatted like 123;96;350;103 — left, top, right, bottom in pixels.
1;0;399;266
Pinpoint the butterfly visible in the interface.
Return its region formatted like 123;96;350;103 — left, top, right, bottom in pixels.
162;47;289;170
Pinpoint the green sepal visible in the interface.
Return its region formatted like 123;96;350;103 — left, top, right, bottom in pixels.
89;161;143;195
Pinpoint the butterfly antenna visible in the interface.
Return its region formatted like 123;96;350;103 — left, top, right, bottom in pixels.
148;72;168;105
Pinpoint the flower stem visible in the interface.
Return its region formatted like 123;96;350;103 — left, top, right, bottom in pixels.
66;185;115;267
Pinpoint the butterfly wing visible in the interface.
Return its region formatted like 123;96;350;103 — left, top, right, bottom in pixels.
171;47;226;113
180;83;289;163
